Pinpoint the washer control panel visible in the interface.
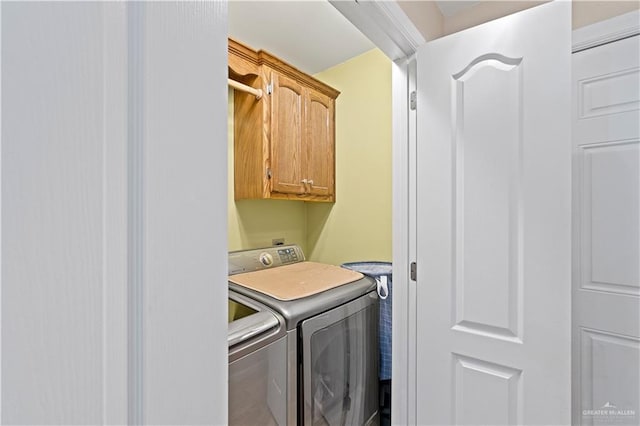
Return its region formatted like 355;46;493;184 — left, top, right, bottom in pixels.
276;247;299;264
228;244;305;275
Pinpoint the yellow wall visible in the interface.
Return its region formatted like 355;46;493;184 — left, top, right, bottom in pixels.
307;49;392;266
227;88;307;252
228;49;393;266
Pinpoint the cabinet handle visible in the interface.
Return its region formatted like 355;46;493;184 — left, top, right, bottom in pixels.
300;179;310;195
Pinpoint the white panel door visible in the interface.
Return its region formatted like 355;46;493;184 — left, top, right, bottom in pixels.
572;34;640;426
415;2;571;424
2;3;128;423
1;2;229;423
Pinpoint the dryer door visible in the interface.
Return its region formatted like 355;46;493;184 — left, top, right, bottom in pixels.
300;292;378;425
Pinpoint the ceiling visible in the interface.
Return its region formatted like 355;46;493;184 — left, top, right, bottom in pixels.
435;1;479;17
228;1;374;75
228;1;479;75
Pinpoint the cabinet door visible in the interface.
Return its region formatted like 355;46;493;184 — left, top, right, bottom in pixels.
305;90;335;198
271;72;305;195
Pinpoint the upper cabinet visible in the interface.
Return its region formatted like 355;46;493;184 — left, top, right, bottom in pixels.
229;38;339;202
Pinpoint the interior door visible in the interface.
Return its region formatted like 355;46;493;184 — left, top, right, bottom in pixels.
2;2;229;423
415;2;571;424
572;34;640;425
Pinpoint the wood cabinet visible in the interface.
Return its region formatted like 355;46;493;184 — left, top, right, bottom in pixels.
229;38;339;202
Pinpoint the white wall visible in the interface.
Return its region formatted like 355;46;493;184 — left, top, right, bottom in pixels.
1;2;228;423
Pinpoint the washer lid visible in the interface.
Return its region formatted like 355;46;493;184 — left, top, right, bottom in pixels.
229;261;364;301
227;291;283;351
228;310;279;347
229;276;376;331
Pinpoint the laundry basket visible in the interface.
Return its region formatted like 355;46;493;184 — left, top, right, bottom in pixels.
341;261;392;425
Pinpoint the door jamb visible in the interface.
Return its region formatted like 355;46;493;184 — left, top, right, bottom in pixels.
328;2;423;424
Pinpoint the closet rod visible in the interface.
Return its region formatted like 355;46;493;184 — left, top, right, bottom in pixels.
228;78;263;100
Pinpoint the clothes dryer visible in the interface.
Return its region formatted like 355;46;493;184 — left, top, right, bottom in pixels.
229;245;379;426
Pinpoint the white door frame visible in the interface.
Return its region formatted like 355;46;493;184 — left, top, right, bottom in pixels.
331;4;639;425
572;10;640;53
329;2;423;424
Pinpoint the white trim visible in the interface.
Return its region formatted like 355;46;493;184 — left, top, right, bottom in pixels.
0;1;3;420
332;2;423;424
329;0;424;61
406;56;418;426
572;10;640;53
373;0;425;54
391;58;411;426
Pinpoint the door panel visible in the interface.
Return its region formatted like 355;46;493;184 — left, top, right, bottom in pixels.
580;329;640;426
452;54;522;342
453;355;522;426
305;90;334;197
415;2;571;424
578;69;639;118
271;72;305;195
580;142;639;295
573;34;640;425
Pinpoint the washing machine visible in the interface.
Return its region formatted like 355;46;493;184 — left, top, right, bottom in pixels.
229;245;379;426
228;290;288;425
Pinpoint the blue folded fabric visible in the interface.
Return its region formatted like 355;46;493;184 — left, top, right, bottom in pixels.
341;261;393;381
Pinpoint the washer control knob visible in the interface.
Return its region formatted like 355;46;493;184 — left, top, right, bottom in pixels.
259;253;274;267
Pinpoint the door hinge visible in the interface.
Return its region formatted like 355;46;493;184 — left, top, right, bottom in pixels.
410;262;417;281
267;82;273;95
410;91;417;110
266;168;272;179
